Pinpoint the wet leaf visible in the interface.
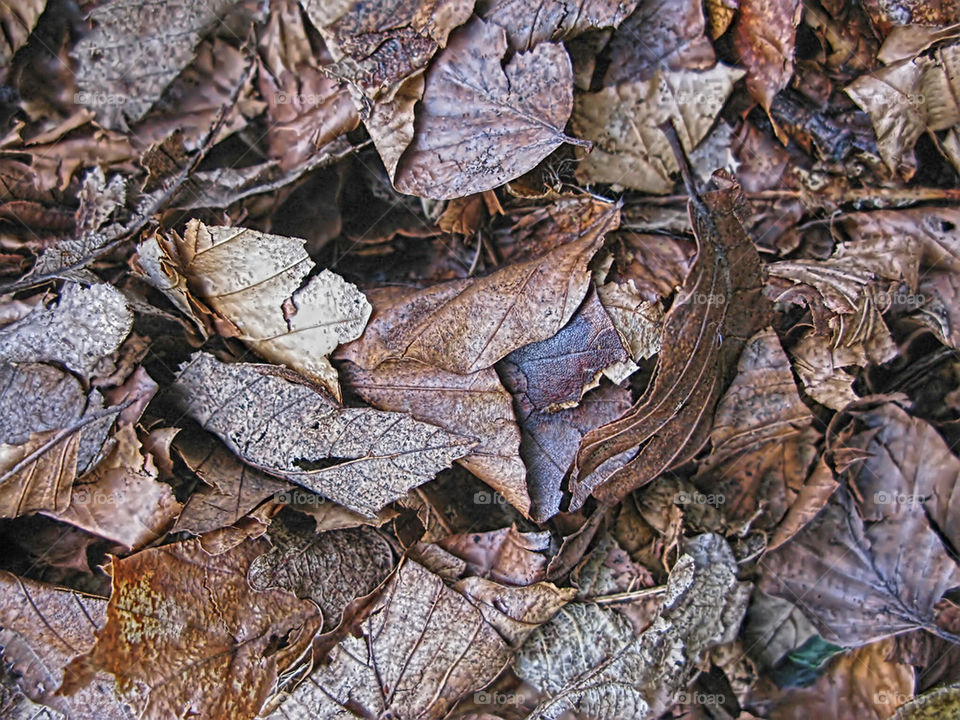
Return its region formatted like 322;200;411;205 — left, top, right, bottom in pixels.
62;538;320;720
168;352;475;517
571;171;770;507
168;221;371;400
341;199;618;373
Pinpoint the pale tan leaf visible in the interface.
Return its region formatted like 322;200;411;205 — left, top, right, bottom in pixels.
0;0;46;67
479;0;639;52
572;64;744;193
173;221;371;400
168;352;476;517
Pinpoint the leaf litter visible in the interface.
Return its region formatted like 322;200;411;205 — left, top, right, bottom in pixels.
2;0;960;718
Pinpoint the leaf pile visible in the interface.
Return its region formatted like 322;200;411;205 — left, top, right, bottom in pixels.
2;0;960;718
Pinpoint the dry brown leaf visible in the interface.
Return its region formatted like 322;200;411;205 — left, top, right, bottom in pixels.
760;486;960;646
62;538;320;720
0;0;46;67
741;589;818;671
891;685;960;720
479;0;639;52
264;559;572;719
168;221;371;400
0;283;132;378
168;352;475;517
72;0;238;129
516;533;750;719
342;199;618;373
732;0;802;115
573;64;744;193
341;359;530;515
767;455;839;550
499;286;630;412
248;517;394;630
172;433;290;537
695;328;819;534
0;363;118;518
49;425;180;551
602;0;716;84
571;171;770;507
595;281;664;375
390;17;583;199
0;571;133;719
749;638;915;720
438;526;551;585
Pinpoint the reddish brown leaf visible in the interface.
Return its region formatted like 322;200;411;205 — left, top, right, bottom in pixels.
732;0;803;114
438;525;551;585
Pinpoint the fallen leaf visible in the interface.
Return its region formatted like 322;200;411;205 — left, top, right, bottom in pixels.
479;0;640;52
749;638;915;719
602;0;716;84
62;538;320;720
172;433;290;537
0;0;46;67
391;17;584;199
571;170;770;507
438;525;551;585
72;0;238;129
0;283;132;378
499;286;629;412
767;456;839;550
168;352;476;517
248;516;394;630
760;486;960;646
341;359;530;514
170;221;371;399
572;64;744;193
732;0;802;114
341;199;618;373
694;328;819;534
595;281;664;370
49;425;181;551
891;685;960;720
741;589;818;672
516;533;750;719
263;559;572;719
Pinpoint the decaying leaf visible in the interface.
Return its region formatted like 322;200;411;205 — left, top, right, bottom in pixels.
516;533;749;719
0;283;132;378
572;64;744;193
0;0;46;67
479;0;640;52
72;0;238;128
571;171;770;507
760;486;960;646
0;571;133;719
695;328;818;533
438;525;551;585
49;425;181;551
891;685;960;720
342;199;618;373
168;221;371;400
248;518;394;630
168;352;475;517
499;286;629;412
62;538;320;720
595;280;664;369
341;359;530;514
391;17;584;199
264;559;573;719
732;0;802;115
0;363;118;518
